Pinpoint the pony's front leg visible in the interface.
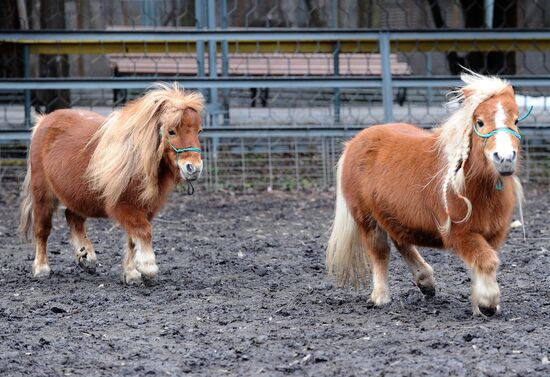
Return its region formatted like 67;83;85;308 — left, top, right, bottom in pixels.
110;206;159;280
453;233;500;316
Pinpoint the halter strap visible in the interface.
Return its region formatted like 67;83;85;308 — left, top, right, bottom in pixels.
166;138;202;154
472;105;532;143
472;124;522;141
517;105;533;122
164;136;202;196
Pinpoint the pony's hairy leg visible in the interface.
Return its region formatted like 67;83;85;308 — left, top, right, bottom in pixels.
392;240;436;297
65;209;97;273
453;233;500;317
32;193;56;278
122;238;142;284
362;228;391;306
133;237;159;279
110;205;159;280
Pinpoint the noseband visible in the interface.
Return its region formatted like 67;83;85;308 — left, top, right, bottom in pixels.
473;124;522;144
164;137;202;195
472;105;532;146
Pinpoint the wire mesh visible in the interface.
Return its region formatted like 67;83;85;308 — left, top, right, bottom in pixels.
1;0;549;189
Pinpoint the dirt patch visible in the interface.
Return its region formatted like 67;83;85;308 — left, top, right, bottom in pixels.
0;182;549;376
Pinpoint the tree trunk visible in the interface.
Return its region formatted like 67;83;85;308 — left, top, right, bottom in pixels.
428;0;517;75
0;0;23;78
37;0;71;113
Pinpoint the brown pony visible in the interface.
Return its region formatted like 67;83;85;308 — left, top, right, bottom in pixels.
327;72;525;316
19;84;204;283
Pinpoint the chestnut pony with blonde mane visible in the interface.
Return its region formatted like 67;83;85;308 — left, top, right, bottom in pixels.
19;84;204;283
327;72;525;316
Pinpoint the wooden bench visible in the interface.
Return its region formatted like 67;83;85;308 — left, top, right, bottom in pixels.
109;52;411;106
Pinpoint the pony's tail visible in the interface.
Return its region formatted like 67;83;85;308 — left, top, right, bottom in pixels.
18;115;44;242
326;152;370;288
19;148;33;242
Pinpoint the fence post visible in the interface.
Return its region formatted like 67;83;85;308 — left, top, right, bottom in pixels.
331;0;340;124
207;0;218;126
379;32;393;123
194;0;205;86
23;44;31;129
206;0;219;167
221;0;230;126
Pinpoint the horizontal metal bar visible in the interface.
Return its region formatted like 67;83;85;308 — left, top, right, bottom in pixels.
2;76;550;90
22;40;544;55
0;77;380;90
2;126;548;143
2;29;550;43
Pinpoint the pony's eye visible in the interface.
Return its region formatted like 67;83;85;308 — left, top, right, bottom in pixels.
198;129;203;134
168;129;176;136
476;119;484;128
514;119;519;125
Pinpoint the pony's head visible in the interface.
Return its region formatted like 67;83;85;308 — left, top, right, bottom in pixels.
87;83;205;209
468;85;520;176
158;96;204;182
437;71;522;234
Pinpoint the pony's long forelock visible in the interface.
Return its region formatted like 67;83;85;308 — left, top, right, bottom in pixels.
436;71;511;235
86;83;204;209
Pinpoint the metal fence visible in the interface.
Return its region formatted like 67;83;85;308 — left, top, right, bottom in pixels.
1;0;549;189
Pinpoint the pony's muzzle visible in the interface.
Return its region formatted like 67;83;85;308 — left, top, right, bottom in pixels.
180;162;202;181
492;151;517;176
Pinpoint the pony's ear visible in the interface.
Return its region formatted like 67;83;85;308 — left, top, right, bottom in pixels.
503;85;515;96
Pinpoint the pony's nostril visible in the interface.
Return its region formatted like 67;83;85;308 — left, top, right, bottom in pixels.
511;151;517;161
493;152;501;162
185;163;195;174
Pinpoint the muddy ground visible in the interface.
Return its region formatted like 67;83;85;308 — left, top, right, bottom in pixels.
0;182;548;376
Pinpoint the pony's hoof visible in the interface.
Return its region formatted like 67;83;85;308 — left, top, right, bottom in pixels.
418;283;436;298
122;268;142;285
477;305;498;317
78;255;97;274
369;288;391;306
76;247;97;273
32;263;51;278
136;261;159;280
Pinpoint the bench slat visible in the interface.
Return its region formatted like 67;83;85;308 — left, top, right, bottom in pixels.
110;53;411;76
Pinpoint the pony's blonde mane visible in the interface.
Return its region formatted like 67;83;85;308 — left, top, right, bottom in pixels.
86;83;204;209
436;71;511;234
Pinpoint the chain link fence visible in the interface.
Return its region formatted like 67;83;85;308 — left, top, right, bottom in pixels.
1;0;549;189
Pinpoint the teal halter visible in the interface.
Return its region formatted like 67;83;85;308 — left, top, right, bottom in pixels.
472;106;533;191
166;138;202;155
473;124;522;142
164;137;202;195
472;105;532;145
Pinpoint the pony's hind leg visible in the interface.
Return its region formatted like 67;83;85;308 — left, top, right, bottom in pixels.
32;193;57;277
392;240;436;297
361;227;391;306
65;209;97;273
122;238;142;284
